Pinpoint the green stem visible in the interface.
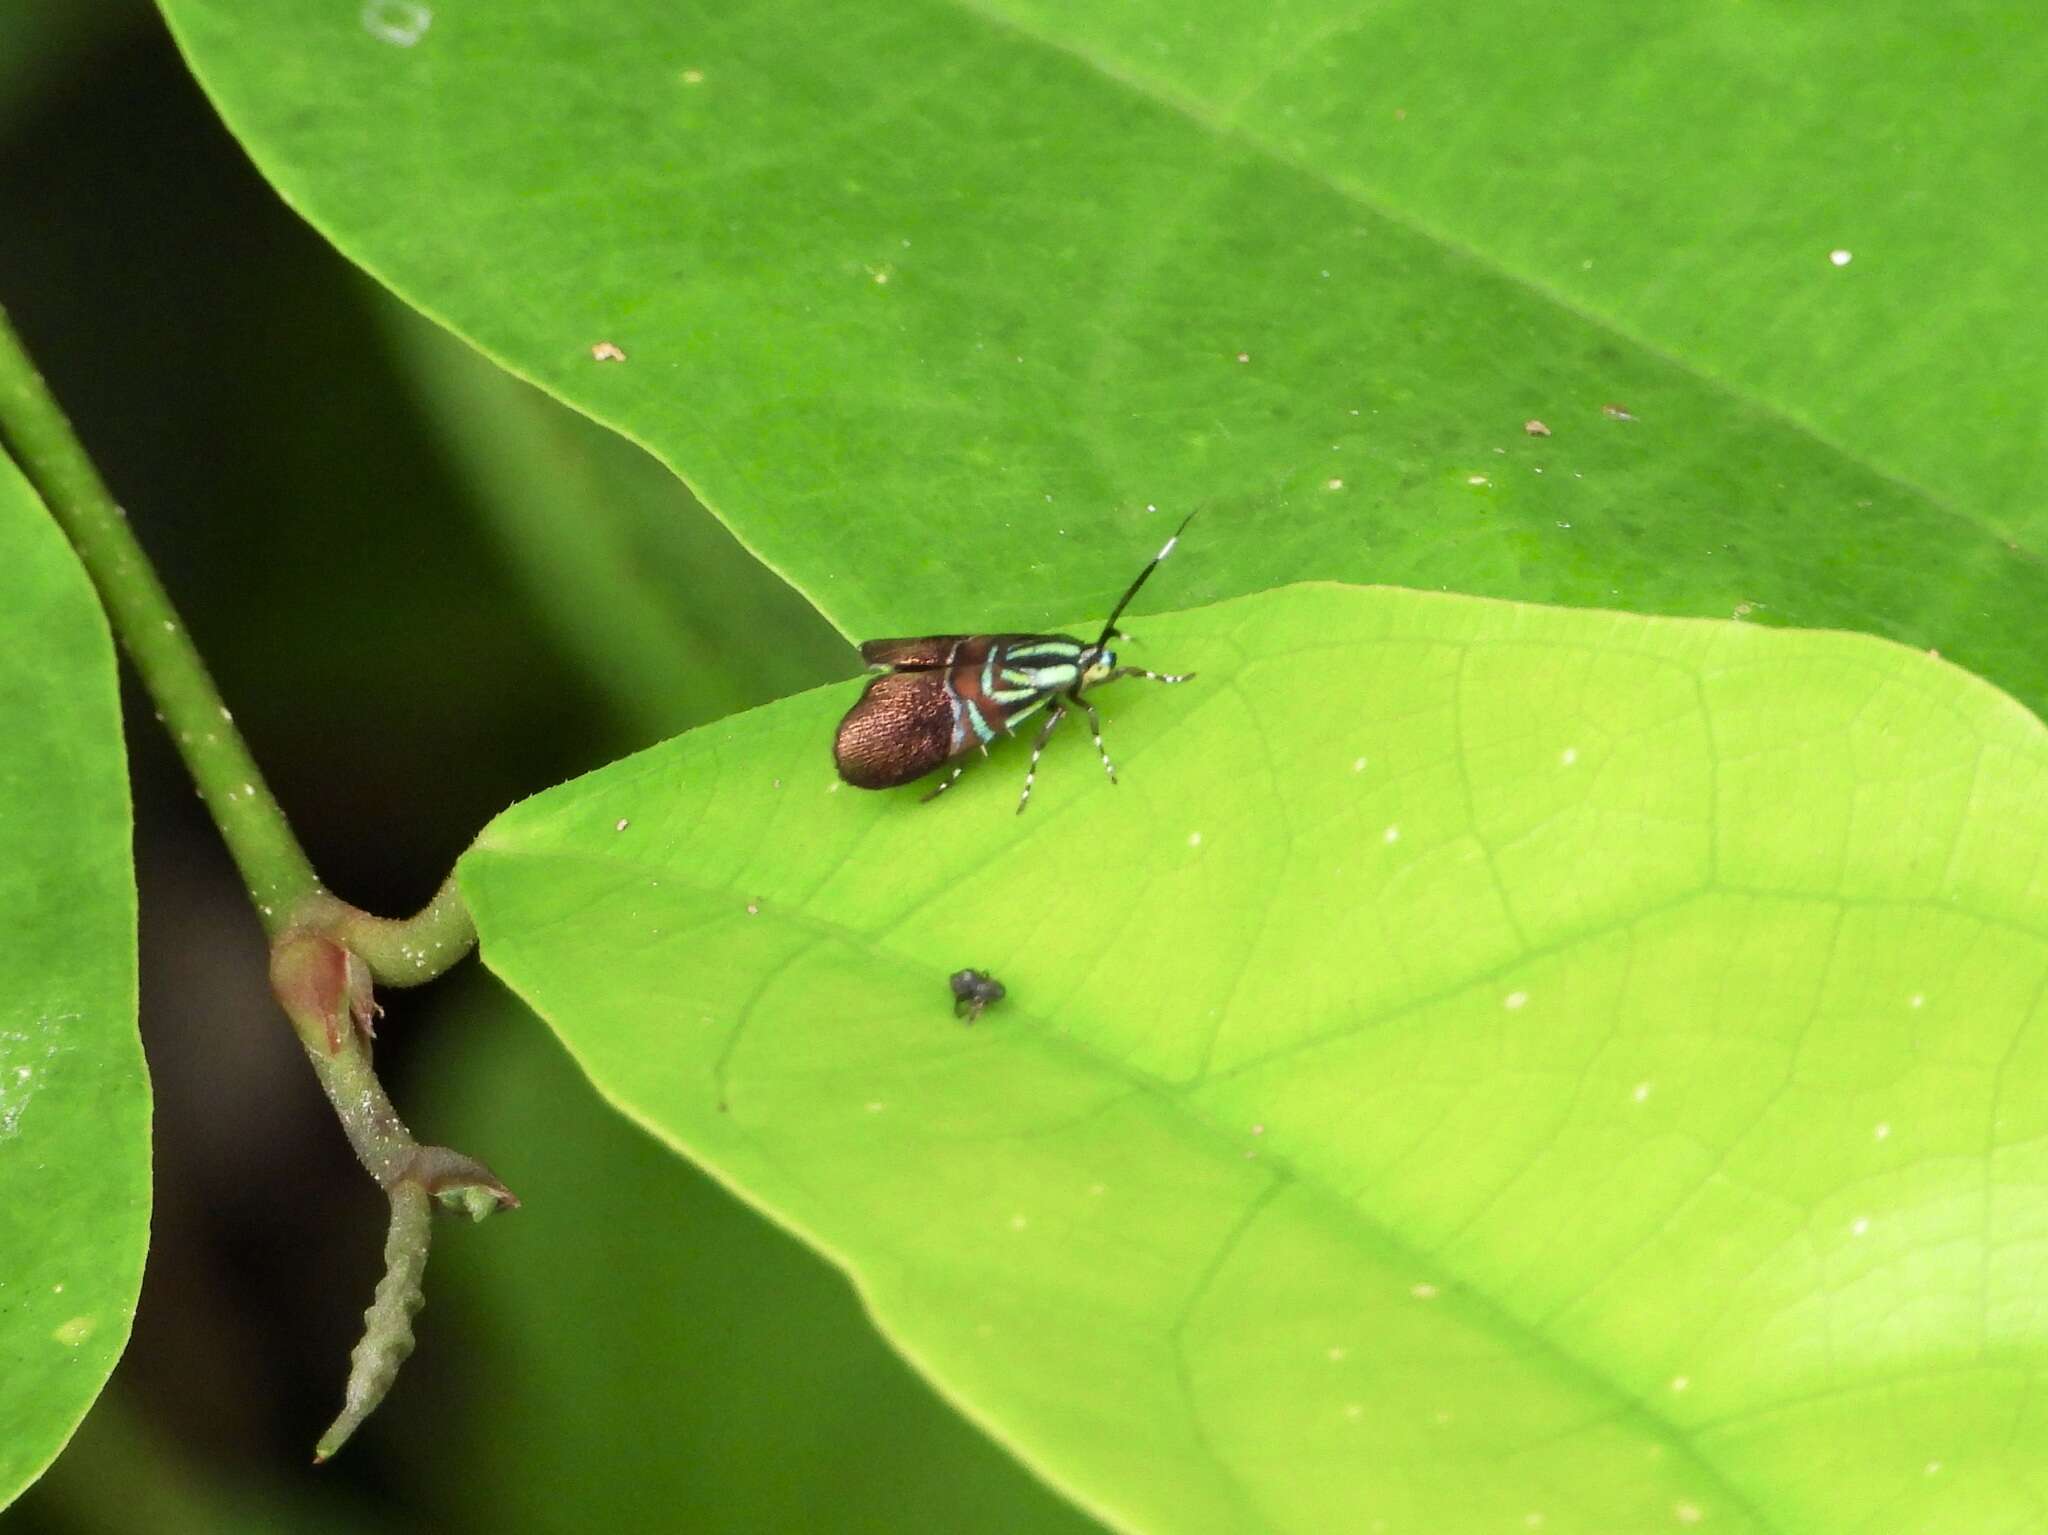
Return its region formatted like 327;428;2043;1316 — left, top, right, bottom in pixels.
273;930;515;1461
314;1179;431;1463
0;300;322;931
1;297;510;1458
273;930;416;1186
305;872;478;987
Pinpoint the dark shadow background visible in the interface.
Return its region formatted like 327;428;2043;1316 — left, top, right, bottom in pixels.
2;7;1101;1531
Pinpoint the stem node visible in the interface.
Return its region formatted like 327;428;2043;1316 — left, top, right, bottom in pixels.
0;298;508;1461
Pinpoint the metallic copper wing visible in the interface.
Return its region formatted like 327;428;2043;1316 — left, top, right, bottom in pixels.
833;670;961;788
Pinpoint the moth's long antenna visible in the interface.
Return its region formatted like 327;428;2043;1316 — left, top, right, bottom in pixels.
1093;511;1195;650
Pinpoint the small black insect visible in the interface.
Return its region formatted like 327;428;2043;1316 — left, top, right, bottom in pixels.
949;968;1006;1024
833;515;1197;812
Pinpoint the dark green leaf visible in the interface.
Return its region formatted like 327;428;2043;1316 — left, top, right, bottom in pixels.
154;0;2048;712
0;452;148;1510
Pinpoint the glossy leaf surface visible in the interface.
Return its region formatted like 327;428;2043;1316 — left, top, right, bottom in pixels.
0;453;148;1510
464;583;2048;1532
156;0;2048;714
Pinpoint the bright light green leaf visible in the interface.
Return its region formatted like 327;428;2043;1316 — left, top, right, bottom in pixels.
156;0;2048;714
399;982;1104;1535
0;453;148;1510
464;584;2048;1533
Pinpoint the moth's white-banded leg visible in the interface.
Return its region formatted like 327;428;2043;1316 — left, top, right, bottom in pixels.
921;764;966;803
1016;703;1067;814
1073;695;1117;784
1108;666;1196;686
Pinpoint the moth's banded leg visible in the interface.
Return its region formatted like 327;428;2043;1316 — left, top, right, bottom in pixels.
1016;703;1067;814
920;764;967;803
1071;693;1118;785
1108;665;1195;686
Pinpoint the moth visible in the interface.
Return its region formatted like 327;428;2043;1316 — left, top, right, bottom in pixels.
832;515;1195;812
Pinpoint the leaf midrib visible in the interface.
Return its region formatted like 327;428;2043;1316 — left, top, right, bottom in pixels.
943;0;2015;563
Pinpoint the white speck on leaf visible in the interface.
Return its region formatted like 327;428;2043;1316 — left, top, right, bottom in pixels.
1503;991;1528;1011
1674;1504;1702;1526
1411;1282;1438;1299
1633;1081;1653;1103
1352;756;1367;772
680;67;705;84
1670;1375;1689;1393
360;0;431;46
1382;824;1400;844
1829;248;1852;266
1187;831;1202;847
1560;746;1579;766
2;1020;71;1137
53;1316;94;1346
615;818;630;832
1874;1122;1891;1140
1851;1216;1869;1236
1009;1213;1029;1231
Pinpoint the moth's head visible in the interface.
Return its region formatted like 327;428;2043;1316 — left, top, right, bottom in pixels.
1080;625;1127;683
